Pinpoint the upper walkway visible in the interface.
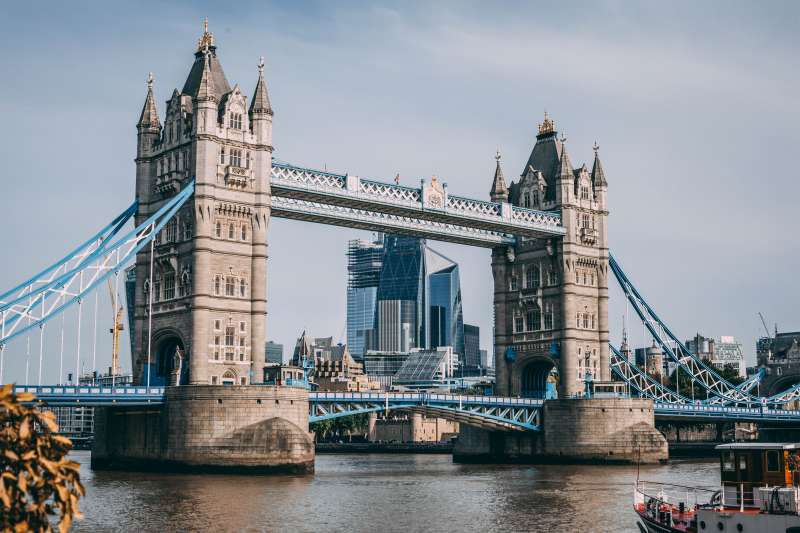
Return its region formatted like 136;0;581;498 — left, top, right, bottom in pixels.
270;162;565;247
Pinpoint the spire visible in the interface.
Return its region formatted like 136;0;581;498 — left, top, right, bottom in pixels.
591;141;608;187
137;72;160;129
196;49;216;101
490;149;508;202
556;138;574;182
249;56;273;116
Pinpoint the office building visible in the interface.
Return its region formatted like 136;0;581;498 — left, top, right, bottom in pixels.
346;237;384;359
265;341;283;364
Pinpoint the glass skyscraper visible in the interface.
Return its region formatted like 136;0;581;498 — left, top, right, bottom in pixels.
347;235;468;366
346;237;384;360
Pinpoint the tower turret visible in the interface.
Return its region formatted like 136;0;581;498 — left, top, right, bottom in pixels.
249;57;273;146
591;142;608;208
137;73;161;157
490;150;508;202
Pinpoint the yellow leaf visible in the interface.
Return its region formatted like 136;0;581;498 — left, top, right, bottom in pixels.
17;473;27;493
4;450;19;462
52;435;72;448
19;418;30;440
58;513;72;533
15;392;35;403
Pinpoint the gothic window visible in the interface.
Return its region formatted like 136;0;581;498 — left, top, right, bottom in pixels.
509;276;518;291
589;273;594;286
525;264;540;289
532;192;539;206
583;272;587;285
225;327;235;361
163;272;175;300
214;276;221;295
220;147;225;165
214;320;221;331
582;313;589;329
215;221;221;238
165;219;177;242
581;187;589;200
591;314;595;329
245;151;251;168
230;113;242;130
513;313;524;333
214;335;220;346
547;269;558;286
576;312;581;328
211;376;218;385
225;277;235;296
526;308;541;331
183;222;192;240
575;270;580;284
582;214;591;228
523;192;531;208
239;279;246;297
153;276;161;303
544;303;554;330
241;225;247;241
231;149;242;167
228;223;234;239
239;321;246;332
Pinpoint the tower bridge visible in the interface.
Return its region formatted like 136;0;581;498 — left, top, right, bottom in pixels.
2;23;800;471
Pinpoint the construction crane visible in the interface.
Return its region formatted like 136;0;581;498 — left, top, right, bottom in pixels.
758;312;772;339
107;279;125;377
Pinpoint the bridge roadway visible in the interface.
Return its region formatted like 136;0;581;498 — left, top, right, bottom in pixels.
13;385;800;427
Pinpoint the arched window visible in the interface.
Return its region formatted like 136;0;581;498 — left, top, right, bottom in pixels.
526;308;541;331
532;192;539;206
245;151;251;168
230;149;242;167
525;264;540;289
183;222;192;240
214;276;221;296
241;225;247;241
239;279;246;297
215;221;221;238
220;147;225;165
523;192;531;208
228;223;234;239
225;277;235;296
513;313;524;333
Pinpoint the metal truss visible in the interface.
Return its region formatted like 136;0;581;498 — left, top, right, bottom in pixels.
308;392;542;431
270;195;516;247
0;202;136;308
271;162;566;240
610;344;690;404
610;255;800;407
0;182;195;346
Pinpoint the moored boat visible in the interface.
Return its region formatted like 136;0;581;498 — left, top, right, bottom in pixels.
634;443;800;532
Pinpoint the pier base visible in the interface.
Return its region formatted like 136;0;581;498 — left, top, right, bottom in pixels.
453;397;667;464
91;385;314;474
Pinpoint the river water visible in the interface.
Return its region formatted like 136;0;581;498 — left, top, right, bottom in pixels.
70;451;719;533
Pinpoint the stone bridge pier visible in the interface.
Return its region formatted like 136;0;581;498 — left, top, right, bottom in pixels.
92;386;314;474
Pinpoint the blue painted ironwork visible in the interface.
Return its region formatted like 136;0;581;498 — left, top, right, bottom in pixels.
0;182;195;346
13;385;165;406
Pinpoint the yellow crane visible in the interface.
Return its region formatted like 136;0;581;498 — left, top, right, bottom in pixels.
107;279;124;376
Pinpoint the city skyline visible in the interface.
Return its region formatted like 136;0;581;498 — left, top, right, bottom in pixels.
0;2;798;381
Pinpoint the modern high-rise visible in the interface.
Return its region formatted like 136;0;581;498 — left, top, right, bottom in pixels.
265;341;283;364
376;235;426;352
426;248;464;360
463;324;480;374
346;236;384;359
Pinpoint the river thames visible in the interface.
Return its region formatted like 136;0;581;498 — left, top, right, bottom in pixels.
69;451;719;532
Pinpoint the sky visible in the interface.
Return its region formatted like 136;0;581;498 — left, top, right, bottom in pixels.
0;1;798;381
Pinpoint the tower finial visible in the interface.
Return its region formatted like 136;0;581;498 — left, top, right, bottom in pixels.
593;141;600;154
147;72;154;89
538;110;556;135
197;17;215;52
258;56;265;75
495;148;501;162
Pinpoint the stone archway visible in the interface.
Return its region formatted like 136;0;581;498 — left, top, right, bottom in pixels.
520;358;556;399
154;333;185;386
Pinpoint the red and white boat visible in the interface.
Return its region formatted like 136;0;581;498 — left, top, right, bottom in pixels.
634;443;800;532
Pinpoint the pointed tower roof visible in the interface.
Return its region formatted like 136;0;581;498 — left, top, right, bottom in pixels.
249;56;273;116
490;149;509;202
182;19;231;99
591;142;608;187
137;73;161;129
556;138;574;182
520;111;563;203
195;49;216;101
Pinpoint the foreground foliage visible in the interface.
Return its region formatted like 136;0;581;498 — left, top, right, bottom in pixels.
0;384;84;532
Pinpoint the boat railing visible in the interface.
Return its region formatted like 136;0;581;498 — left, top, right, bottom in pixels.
721;481;800;513
635;480;717;529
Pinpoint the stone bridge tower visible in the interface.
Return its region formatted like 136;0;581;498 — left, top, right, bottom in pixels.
132;22;272;386
492;114;609;398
